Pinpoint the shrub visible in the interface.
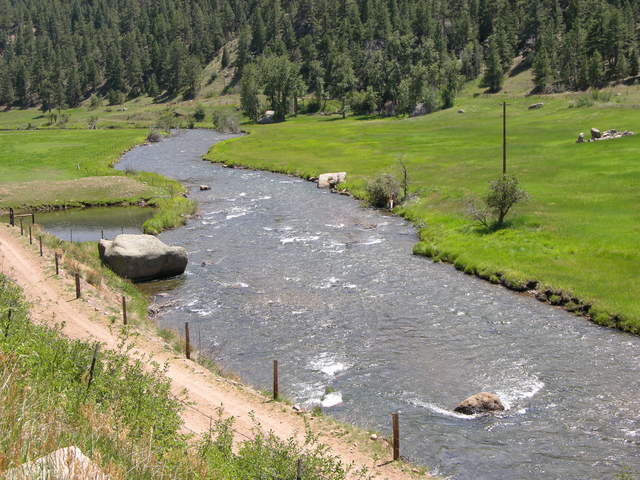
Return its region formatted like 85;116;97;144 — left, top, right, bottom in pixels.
107;89;126;106
156;109;178;132
193;104;206;122
88;94;103;110
467;175;528;228
350;87;379;115
212;110;240;134
147;129;162;143
366;174;401;208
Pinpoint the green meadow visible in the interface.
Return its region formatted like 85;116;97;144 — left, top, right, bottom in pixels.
0;129;194;233
208;87;640;332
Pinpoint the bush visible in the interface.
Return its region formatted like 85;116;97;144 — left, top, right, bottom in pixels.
193;104;206;122
212;110;240;134
147;129;162;143
88;94;103;110
366;174;401;208
467;175;528;228
107;89;126;106
156;109;178;132
350;87;379;115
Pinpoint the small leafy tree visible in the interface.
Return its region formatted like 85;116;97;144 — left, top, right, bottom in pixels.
212;110;240;133
240;63;262;122
468;175;528;228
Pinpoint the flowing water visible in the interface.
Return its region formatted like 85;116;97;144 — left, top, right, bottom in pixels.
34;206;154;242
115;130;639;479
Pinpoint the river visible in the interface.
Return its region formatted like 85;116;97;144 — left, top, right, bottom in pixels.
113;129;639;480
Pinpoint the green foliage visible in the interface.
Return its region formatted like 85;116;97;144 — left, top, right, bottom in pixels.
366;174;401;209
468;175;528;228
351;88;379;116
258;55;304;122
240;63;262;122
212;110;241;134
144;196;196;235
193;104;206;122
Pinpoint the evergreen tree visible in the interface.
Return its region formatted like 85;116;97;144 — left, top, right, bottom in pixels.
221;47;230;69
329;53;356;119
483;35;504;92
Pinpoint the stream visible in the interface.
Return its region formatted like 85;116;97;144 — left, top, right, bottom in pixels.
110;129;639;479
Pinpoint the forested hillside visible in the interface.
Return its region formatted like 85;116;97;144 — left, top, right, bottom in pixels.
0;0;639;116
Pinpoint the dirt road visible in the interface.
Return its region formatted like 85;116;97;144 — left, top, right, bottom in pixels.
0;224;427;480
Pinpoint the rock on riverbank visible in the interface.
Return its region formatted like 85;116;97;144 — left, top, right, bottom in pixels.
98;234;188;282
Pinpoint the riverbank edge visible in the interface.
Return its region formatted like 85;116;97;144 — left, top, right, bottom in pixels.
204;136;637;336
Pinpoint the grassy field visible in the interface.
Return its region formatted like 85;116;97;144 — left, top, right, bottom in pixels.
207;84;640;333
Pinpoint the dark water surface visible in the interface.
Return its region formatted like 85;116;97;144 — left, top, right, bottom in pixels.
36;206;154;242
116;130;640;480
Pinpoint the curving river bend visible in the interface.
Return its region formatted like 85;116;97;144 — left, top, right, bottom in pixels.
116;130;640;480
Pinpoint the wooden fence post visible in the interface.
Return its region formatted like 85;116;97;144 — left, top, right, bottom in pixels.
185;322;191;359
55;253;59;275
273;359;279;401
4;309;12;337
392;412;400;461
31;211;35;224
122;296;128;325
75;273;81;299
20;219;23;236
296;458;302;480
39;236;43;256
9;208;14;226
87;343;100;390
28;225;32;245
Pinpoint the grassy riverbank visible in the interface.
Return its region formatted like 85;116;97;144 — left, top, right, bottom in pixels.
0;129;195;234
207;86;640;333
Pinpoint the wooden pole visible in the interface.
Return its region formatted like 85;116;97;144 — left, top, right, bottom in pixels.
39;236;43;256
296;458;302;480
502;101;507;176
28;225;32;244
392;412;400;461
87;343;100;390
20;219;23;236
55;253;59;275
101;229;104;240
31;211;35;224
273;359;279;401
9;208;14;226
122;295;127;325
185;322;191;359
4;309;12;337
75;273;81;299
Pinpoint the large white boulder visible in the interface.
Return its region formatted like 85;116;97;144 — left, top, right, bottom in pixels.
4;446;107;480
317;172;347;189
98;234;188;282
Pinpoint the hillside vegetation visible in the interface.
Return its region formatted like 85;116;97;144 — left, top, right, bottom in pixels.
208;84;640;332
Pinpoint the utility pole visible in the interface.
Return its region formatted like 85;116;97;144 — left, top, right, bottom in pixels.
502;101;507;176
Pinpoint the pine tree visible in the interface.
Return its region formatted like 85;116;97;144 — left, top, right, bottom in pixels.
221;47;230;69
533;46;553;92
483;35;504;93
329;53;356;119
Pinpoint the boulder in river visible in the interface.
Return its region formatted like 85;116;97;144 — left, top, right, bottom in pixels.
318;172;347;189
453;392;505;415
98;234;188;282
199;185;211;191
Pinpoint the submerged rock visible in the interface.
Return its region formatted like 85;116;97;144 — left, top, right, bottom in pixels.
98;234;188;282
453;392;505;415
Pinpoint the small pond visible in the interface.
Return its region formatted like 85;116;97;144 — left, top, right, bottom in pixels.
32;206;154;242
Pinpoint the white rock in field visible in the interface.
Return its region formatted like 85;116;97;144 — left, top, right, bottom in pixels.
370;433;378;441
318;172;347;189
4;446;108;480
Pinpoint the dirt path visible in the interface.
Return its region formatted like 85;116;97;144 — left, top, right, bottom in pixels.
0;224;427;480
